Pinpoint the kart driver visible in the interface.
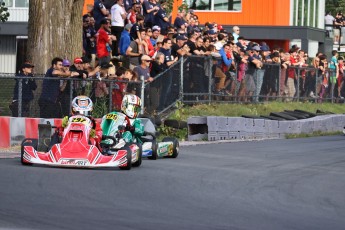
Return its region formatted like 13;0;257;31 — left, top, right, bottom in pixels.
102;94;144;145
120;94;145;143
62;95;103;147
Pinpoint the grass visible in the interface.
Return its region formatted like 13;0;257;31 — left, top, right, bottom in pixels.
169;102;345;121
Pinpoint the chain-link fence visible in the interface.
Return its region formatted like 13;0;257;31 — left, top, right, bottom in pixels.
0;57;341;118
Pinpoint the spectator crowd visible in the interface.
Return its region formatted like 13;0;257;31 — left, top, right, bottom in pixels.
10;0;345;118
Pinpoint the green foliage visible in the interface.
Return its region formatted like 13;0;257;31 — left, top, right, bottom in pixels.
0;2;10;23
164;0;189;15
171;102;345;121
285;131;342;139
157;126;187;141
325;0;345;16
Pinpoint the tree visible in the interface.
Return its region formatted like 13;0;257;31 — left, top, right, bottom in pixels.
0;1;10;22
27;0;84;74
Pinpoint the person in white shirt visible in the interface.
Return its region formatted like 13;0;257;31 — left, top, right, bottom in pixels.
325;11;335;38
111;0;127;57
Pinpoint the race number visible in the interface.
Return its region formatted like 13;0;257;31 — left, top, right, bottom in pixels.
71;117;86;123
106;113;118;120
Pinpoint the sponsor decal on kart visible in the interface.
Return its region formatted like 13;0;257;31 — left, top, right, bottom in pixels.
59;159;89;166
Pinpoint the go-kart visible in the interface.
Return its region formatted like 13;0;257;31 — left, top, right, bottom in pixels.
101;112;179;160
21;115;132;170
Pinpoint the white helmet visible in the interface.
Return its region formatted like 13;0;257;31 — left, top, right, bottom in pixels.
121;94;141;119
71;95;93;116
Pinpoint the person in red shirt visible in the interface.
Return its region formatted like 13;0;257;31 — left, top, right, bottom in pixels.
112;68;136;111
96;18;116;66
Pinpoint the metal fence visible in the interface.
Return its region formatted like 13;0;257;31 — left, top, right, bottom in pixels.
0;56;341;118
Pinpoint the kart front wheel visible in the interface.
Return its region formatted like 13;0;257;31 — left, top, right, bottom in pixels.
21;138;38;165
132;143;142;167
119;145;132;170
148;139;158;160
162;137;179;158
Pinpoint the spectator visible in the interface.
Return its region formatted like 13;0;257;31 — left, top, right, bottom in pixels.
129;14;145;41
112;67;127;111
126;28;147;69
232;26;240;43
93;0;110;31
153;1;170;35
111;0;127;57
83;15;97;67
70;57;88;96
337;56;345;99
142;0;159;28
133;55;154;112
157;39;178;111
10;63;37;117
329;50;339;99
148;52;166;113
151;25;161;46
127;2;142;24
39;57;79;118
174;9;187;32
93;62;112;115
284;48;299;102
171;35;189;59
144;27;155;55
119;23;133;56
333;12;342;44
59;59;72;117
97;18;116;66
325;11;335;38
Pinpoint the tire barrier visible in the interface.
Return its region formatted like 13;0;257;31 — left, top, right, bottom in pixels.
187;114;345;141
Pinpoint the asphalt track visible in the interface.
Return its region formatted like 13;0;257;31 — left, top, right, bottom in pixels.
0;136;345;230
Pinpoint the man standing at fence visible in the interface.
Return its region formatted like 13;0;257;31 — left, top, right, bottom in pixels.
39;57;79;118
10;63;37;117
157;38;178;112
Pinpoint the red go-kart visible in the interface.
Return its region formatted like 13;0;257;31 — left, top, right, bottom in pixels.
21;115;132;170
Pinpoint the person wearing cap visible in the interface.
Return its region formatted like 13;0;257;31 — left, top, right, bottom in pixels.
151;25;161;46
110;0;127;57
10;63;37;117
171;35;190;58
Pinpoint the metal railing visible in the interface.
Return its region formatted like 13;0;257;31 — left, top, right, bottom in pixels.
0;56;341;118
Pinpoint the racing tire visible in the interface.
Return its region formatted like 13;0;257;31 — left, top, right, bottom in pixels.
132;143;142;167
148;139;158;160
119;144;132;170
162;137;179;158
21;138;38;165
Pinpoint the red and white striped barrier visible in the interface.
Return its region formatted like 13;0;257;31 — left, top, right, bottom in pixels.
0;116;62;148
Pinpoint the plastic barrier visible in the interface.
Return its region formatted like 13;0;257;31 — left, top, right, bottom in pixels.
187;115;345;141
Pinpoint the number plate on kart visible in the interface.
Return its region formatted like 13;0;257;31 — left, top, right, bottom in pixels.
59;159;89;166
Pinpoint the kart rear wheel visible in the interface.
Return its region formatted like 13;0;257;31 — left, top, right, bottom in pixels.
119;145;132;170
162;137;179;158
148;139;158;160
21;138;38;165
132;143;142;167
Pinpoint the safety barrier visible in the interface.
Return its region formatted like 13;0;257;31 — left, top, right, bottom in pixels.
187;114;345;141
